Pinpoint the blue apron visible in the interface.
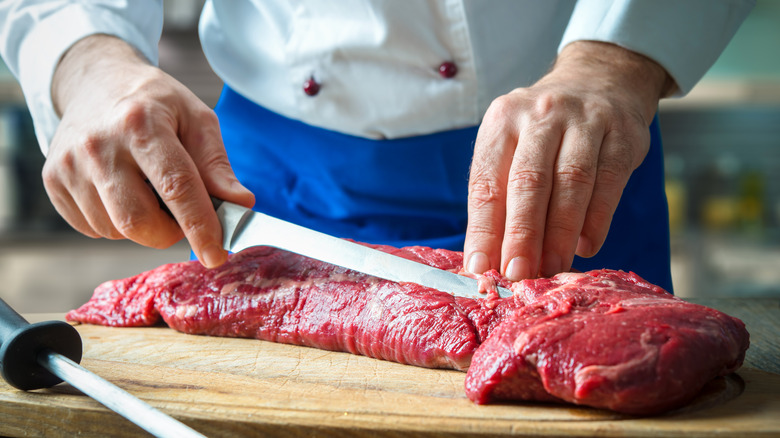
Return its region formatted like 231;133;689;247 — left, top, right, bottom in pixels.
215;86;673;293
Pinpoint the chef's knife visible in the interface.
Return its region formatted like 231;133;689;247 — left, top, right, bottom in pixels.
0;298;205;438
212;199;513;299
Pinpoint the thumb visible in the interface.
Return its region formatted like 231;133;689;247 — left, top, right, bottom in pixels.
183;109;255;209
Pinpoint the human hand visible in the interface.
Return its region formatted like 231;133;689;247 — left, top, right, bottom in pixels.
464;41;674;281
45;35;254;268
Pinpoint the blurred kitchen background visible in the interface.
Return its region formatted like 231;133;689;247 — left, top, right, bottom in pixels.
1;1;779;313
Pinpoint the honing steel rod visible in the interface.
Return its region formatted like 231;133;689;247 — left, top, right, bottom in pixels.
0;298;205;438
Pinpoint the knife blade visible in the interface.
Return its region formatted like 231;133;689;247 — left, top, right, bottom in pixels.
213;199;512;299
0;298;205;438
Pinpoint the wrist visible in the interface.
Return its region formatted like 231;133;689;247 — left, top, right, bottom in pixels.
52;34;150;117
551;41;676;122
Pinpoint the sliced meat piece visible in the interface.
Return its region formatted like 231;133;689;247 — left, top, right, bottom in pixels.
68;245;512;371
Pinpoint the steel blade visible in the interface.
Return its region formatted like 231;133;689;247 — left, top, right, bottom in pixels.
216;202;512;299
39;350;205;438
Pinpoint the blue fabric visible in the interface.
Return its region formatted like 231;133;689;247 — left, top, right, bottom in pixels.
215;86;672;292
571;113;673;292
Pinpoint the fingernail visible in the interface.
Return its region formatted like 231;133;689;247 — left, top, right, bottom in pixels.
505;257;531;281
541;251;562;278
466;252;490;274
201;243;227;268
576;235;592;257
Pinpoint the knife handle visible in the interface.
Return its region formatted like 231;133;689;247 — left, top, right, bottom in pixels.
210;196;224;211
0;298;82;390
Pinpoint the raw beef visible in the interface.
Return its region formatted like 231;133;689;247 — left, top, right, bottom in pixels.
464;270;748;414
66;244;749;415
67;244;511;371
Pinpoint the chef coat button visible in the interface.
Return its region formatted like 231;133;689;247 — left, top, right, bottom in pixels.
438;61;458;79
303;77;320;96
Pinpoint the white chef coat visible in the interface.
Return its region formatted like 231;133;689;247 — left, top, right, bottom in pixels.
0;0;755;153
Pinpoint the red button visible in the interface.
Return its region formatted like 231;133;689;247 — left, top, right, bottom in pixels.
438;61;457;79
303;77;320;96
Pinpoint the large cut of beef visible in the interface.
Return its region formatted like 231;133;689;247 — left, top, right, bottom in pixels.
67;244;749;415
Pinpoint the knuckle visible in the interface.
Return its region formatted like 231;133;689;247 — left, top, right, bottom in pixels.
546;216;581;235
597;158;632;186
115;99;159;145
199;148;232;173
485;95;516;121
504;221;542;243
79;132;107;160
186;107;220;138
174;214;213;248
605;128;650;166
195;107;219;126
468;175;504;208
508;168;549;192
533;93;557;115
482;95;525;133
112;211;151;240
556;162;596;187
99;224;126;240
41;163;60;187
533;92;570;117
157;171;199;204
117;99;150;129
466;219;503;241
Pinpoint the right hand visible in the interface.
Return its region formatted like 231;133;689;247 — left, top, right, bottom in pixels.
46;35;254;268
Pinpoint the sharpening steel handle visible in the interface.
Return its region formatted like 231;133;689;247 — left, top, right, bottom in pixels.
0;298;82;390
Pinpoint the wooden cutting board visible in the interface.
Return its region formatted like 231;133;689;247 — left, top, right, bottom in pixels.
0;315;778;437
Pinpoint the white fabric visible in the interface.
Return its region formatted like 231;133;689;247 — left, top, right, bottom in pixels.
559;0;756;94
0;0;754;152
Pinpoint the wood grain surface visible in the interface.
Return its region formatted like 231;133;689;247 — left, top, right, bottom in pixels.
0;299;778;438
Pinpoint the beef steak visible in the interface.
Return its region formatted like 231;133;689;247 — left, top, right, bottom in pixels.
464;270;748;414
66;244;749;414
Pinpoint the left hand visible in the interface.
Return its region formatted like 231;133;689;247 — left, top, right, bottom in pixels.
464;41;675;281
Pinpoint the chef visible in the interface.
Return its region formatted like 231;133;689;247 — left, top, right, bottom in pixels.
0;1;753;292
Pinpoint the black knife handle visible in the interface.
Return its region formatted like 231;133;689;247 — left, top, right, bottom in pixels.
0;298;82;390
210;196;224;211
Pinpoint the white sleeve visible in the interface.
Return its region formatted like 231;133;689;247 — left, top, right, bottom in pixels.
0;0;164;153
559;0;755;96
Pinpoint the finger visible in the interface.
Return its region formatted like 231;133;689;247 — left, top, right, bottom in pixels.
576;129;647;258
500;122;562;280
44;186;100;239
464;99;517;275
96;164;184;248
74;185;124;240
538;124;601;277
42;162;105;239
132;133;227;268
179;106;255;208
